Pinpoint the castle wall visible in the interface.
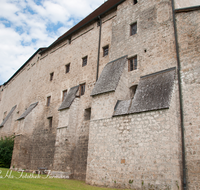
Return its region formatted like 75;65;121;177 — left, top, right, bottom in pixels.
176;9;200;190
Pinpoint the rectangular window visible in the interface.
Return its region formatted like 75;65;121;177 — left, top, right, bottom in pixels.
50;72;54;81
48;117;53;128
84;108;91;120
47;96;51;106
62;90;68;101
130;85;138;98
65;63;70;73
128;56;137;71
80;83;86;96
68;37;71;44
133;0;137;4
82;56;88;67
103;45;109;57
130;22;137;36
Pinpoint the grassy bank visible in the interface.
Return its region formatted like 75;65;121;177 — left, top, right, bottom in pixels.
0;168;125;190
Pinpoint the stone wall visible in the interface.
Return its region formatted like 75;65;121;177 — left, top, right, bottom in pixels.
176;9;200;190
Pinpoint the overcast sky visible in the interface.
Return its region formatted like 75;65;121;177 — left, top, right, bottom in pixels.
0;0;104;85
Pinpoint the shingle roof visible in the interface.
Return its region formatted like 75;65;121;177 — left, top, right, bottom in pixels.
0;105;17;127
91;55;127;96
40;0;126;54
58;86;79;111
17;102;38;120
113;67;176;116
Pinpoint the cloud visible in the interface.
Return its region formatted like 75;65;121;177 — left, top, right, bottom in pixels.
0;0;104;84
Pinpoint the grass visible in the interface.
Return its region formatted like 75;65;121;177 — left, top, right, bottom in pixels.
0;168;124;190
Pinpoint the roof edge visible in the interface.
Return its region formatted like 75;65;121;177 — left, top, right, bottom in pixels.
3;48;46;86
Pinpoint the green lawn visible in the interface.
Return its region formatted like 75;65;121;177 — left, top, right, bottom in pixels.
0;168;123;190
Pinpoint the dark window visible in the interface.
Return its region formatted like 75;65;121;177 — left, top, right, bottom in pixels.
80;83;86;96
50;72;54;81
82;56;88;67
103;45;109;57
68;37;71;44
65;64;70;73
130;22;137;36
129;56;137;71
48;117;53;128
47;96;51;106
133;0;137;4
62;90;68;101
84;108;91;120
130;85;138;98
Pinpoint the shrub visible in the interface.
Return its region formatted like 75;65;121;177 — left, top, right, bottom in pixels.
0;135;14;168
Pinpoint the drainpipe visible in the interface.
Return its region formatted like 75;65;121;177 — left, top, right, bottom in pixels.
171;0;187;189
96;16;102;81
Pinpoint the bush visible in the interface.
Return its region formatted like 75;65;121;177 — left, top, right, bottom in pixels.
0;135;14;168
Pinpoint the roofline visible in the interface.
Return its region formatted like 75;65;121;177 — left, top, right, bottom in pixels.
40;0;126;55
3;48;46;86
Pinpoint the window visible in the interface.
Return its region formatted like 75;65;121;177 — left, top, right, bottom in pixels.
62;90;68;101
50;72;54;81
130;85;138;98
128;56;137;71
65;63;70;73
80;83;86;96
133;0;137;4
47;96;51;106
130;22;137;36
103;45;109;57
84;108;91;120
82;56;88;67
48;117;53;128
68;37;71;44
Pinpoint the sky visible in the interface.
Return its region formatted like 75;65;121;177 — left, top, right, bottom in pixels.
0;0;104;85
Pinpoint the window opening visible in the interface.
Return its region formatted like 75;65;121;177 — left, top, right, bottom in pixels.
65;63;70;73
48;117;53;128
50;72;54;81
84;108;91;120
130;22;137;36
62;90;68;101
133;0;137;5
82;56;88;67
47;96;51;106
130;85;138;98
80;83;86;96
103;45;109;57
129;56;137;71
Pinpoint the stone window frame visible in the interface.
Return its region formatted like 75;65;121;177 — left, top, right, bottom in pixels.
128;55;137;71
47;96;51;106
50;72;54;81
130;22;137;36
103;45;109;57
65;63;70;73
62;89;68;101
82;56;88;67
79;83;86;96
84;108;91;120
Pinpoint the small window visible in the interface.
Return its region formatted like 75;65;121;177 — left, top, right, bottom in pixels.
130;22;137;36
50;72;54;81
47;96;51;106
103;45;109;57
128;56;137;71
80;83;86;96
65;63;70;73
62;90;68;101
68;37;71;44
133;0;137;4
48;117;53;128
82;56;88;67
84;108;91;120
130;85;138;98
